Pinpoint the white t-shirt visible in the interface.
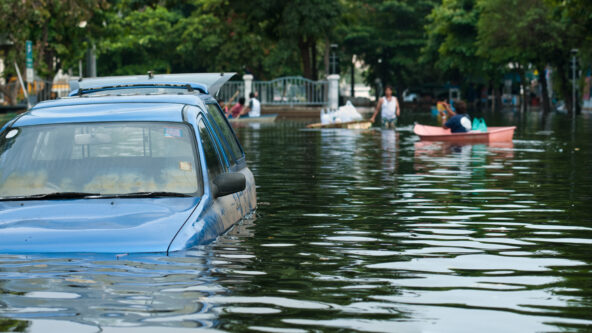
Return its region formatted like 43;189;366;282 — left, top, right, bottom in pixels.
248;98;261;117
381;96;397;120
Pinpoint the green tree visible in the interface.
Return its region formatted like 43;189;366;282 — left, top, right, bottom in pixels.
0;0;103;104
476;0;562;113
547;0;592;114
231;0;343;80
423;0;482;79
96;0;277;78
96;2;183;75
341;0;438;94
422;0;506;104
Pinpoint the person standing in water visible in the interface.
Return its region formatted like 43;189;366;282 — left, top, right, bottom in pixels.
370;85;400;128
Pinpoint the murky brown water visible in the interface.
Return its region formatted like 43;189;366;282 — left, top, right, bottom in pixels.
1;110;591;332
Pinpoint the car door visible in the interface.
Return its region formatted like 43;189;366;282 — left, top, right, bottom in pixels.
196;116;243;232
204;102;256;214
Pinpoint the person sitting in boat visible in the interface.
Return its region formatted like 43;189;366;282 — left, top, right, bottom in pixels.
240;91;261;118
217;98;229;114
228;97;245;118
443;100;472;133
370;85;400;128
436;96;454;125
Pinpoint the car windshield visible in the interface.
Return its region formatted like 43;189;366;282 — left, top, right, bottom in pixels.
0;122;201;198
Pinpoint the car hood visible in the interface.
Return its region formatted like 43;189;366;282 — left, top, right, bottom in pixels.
0;198;200;253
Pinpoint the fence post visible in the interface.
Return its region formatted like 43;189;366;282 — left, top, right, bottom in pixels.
243;74;253;100
327;74;340;110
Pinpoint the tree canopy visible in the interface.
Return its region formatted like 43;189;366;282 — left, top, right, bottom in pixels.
1;0;590;110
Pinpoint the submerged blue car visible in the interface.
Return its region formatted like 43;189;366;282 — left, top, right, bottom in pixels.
0;73;256;254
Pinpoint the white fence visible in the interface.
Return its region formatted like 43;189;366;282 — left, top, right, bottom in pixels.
3;75;336;109
218;76;330;106
253;76;328;106
217;81;245;104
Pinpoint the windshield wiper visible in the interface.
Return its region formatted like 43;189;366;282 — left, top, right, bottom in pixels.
0;192;101;201
98;191;192;198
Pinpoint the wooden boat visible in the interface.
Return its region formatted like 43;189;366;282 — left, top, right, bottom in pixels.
307;120;372;129
229;114;277;124
414;124;515;143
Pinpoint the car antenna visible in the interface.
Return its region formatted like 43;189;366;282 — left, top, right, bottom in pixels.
147;71;154;79
186;84;194;92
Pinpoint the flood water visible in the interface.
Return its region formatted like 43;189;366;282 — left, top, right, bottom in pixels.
1;109;592;332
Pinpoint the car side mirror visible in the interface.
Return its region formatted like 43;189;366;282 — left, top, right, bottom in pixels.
212;173;246;198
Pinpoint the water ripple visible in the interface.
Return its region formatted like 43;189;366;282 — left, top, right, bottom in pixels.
1;114;592;332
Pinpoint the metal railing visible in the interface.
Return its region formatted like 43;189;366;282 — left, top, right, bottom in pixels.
253;76;328;106
2;76;330;108
217;81;244;104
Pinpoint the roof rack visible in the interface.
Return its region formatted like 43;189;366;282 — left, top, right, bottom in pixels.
69;72;236;97
74;83;201;97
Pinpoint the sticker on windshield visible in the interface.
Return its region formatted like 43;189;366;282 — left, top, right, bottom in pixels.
5;129;19;139
179;161;192;171
164;127;183;138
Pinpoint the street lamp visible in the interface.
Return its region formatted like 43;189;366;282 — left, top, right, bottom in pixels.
330;44;338;75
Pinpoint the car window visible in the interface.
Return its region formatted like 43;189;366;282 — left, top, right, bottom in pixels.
0;122;201;197
206;103;244;162
198;119;225;184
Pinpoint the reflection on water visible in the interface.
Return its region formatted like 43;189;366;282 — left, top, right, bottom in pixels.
1;112;592;332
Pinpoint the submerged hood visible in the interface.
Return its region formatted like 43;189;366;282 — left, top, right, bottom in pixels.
0;198;200;253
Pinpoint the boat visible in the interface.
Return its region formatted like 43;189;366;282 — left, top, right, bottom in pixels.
228;114;277;124
307;119;372;129
413;124;515;143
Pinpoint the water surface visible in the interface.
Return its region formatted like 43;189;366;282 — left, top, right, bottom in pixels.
1;110;591;332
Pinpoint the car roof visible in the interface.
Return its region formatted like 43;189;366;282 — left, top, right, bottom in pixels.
14;94;208;127
69;73;236;96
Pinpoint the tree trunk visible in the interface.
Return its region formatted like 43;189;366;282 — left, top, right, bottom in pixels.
493;82;502;111
351;60;355;98
298;37;312;80
487;70;502;111
298;37;317;80
556;61;573;115
489;80;495;111
8;82;18;106
323;38;330;77
0;85;16;106
518;67;528;112
311;40;318;81
538;67;551;114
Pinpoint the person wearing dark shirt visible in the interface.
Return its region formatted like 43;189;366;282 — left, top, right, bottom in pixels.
443;100;472;133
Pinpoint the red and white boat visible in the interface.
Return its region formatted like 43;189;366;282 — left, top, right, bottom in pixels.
414;124;516;143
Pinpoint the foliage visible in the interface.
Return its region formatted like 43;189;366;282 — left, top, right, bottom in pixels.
97;2;183;75
476;0;562;68
340;0;438;91
96;0;294;79
1;0;591;109
422;0;488;81
228;0;343;80
0;0;103;80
